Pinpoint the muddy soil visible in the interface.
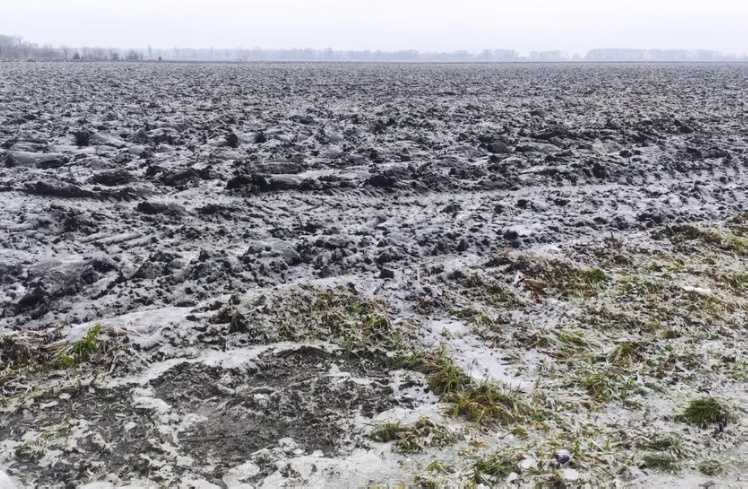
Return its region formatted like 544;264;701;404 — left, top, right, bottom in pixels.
0;62;746;488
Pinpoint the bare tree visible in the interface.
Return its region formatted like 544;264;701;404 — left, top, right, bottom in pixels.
125;50;142;61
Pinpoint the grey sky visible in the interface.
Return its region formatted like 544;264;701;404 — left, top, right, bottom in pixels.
2;0;746;54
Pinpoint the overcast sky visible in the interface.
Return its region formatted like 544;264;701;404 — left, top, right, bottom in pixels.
2;0;746;54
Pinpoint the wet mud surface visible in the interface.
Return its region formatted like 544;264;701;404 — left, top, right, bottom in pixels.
0;62;746;488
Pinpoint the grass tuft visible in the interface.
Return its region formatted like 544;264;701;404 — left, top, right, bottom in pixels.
413;348;471;395
533;260;610;297
609;341;645;366
369;417;456;454
369;421;403;443
574;365;637;403
720;271;748;293
640;452;680;473
654;224;747;256
697;459;724;476
473;450;521;484
638;433;683;454
403;348;539;426
675;397;732;428
55;324;103;368
428;357;471;396
449;382;534;425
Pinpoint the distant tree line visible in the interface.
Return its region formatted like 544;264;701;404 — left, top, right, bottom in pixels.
584;49;742;61
1;34;745;62
0;34;143;61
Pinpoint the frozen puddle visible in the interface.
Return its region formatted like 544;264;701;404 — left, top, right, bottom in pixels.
423;319;533;391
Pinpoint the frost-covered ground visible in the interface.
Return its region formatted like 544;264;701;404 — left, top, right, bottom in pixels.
0;62;746;488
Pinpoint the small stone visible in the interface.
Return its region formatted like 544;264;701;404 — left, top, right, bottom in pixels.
555;449;572;465
682;285;712;296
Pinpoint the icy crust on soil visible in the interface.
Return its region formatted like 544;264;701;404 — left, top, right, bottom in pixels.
1;62;746;331
0;62;746;488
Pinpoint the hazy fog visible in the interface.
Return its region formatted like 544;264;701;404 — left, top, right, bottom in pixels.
1;0;746;54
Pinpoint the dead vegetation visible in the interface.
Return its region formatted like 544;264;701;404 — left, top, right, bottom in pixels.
399;213;746;487
1;324;116;385
369;417;457;454
400;347;543;426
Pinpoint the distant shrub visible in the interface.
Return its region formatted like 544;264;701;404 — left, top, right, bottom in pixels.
125;50;141;61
